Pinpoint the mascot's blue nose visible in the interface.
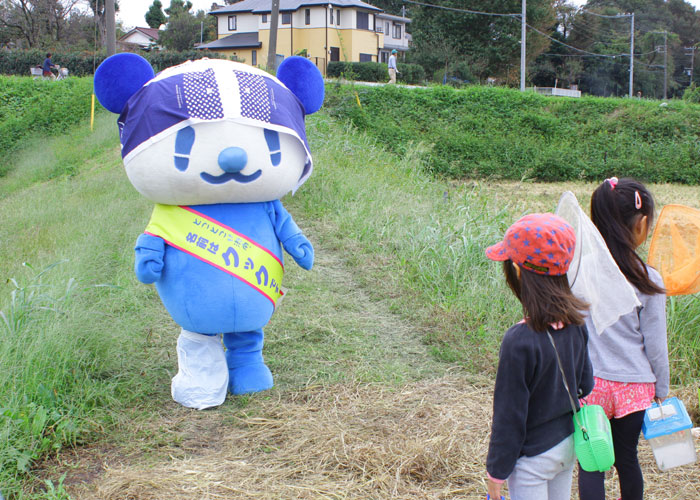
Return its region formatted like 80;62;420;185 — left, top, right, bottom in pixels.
217;147;248;173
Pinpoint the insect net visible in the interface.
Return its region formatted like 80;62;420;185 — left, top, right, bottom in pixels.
556;191;641;334
648;204;700;296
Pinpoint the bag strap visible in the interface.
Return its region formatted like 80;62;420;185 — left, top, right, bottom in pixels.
546;329;588;437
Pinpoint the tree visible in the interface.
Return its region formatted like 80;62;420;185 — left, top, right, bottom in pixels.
160;4;202;51
407;0;555;83
0;0;80;48
164;0;191;17
87;0;119;50
564;0;700;98
145;0;165;29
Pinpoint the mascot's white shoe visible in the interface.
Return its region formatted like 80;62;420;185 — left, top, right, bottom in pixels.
171;330;228;409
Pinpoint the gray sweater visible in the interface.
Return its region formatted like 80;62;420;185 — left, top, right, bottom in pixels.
584;265;669;399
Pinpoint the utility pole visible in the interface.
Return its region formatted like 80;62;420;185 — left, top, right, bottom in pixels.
685;45;696;85
105;0;116;56
520;0;526;91
267;0;280;71
663;31;668;99
629;13;634;98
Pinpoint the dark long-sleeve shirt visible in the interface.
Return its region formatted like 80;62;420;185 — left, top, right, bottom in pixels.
486;322;594;481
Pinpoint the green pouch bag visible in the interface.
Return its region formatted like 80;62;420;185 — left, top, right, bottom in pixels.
547;330;615;473
573;403;615;472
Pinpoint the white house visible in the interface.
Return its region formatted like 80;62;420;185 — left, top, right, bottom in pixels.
118;27;161;50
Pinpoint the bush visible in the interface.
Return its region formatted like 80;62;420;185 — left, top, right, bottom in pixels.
324;83;700;184
0;49;237;77
0;76;98;159
683;83;700;103
327;61;386;82
397;63;425;85
327;61;425;84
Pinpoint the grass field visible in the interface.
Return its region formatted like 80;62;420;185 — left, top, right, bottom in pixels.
1;88;699;499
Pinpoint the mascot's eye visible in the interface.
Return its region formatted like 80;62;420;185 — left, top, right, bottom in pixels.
264;129;281;167
174;126;196;171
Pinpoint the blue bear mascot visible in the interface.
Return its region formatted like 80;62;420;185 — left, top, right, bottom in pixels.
94;54;324;409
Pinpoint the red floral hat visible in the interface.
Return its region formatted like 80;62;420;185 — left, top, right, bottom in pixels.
485;213;575;276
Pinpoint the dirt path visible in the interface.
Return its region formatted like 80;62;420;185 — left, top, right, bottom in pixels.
36;226;700;500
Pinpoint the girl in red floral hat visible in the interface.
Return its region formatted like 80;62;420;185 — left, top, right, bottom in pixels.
485;213;594;500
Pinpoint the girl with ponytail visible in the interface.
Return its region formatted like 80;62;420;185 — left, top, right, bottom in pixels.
579;177;669;500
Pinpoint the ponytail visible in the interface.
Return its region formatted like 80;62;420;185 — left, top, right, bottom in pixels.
590;178;664;295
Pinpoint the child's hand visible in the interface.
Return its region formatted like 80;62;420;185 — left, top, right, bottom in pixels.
487;479;504;499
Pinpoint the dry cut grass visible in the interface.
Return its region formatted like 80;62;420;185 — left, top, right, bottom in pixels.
51;377;700;500
62;375;493;500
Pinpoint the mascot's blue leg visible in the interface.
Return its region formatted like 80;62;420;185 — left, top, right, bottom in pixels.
223;329;273;395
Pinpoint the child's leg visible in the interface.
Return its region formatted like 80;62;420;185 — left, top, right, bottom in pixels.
507;435;575;500
577;467;605;500
611;410;645;500
548;463;575;500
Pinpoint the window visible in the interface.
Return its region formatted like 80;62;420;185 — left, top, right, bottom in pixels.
329;8;333;24
252;50;257;66
228;15;237;31
393;23;401;39
281;12;291;24
380;51;388;63
305;8;310;25
356;11;368;30
336;9;340;25
359;53;372;62
385;22;389;35
262;14;267;23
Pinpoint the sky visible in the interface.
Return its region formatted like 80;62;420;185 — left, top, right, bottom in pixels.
117;0;700;30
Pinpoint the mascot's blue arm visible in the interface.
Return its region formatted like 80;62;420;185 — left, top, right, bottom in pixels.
134;233;165;283
271;199;314;270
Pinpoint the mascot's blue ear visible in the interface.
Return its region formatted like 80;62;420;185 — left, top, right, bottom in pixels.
276;56;325;115
94;53;155;114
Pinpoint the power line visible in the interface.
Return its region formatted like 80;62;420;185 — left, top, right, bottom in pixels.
527;23;629;58
576;9;632;19
539;49;659;58
401;0;632;61
400;0;519;18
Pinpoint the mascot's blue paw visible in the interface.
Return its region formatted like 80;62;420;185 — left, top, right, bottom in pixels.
284;233;314;270
229;363;273;395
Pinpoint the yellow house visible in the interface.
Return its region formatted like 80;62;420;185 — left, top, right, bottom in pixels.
198;0;410;75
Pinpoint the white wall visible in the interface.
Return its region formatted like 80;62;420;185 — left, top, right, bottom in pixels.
123;31;152;46
217;13;259;35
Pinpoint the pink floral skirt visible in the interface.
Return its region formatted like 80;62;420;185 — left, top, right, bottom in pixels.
581;377;655;419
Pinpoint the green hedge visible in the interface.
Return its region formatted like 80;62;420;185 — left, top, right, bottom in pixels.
683;83;700;103
325;83;700;184
0;49;235;77
0;76;99;161
327;61;425;84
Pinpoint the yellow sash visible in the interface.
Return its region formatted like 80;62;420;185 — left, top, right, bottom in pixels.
145;204;284;306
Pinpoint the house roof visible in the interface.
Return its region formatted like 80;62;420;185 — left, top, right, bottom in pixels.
211;0;382;15
119;27;161;42
196;32;262;50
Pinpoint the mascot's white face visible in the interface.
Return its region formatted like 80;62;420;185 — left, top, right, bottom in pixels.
115;58;313;206
125;121;307;205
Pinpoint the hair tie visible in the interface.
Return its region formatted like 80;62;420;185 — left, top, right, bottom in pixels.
606;177;618;190
635;191;642;209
